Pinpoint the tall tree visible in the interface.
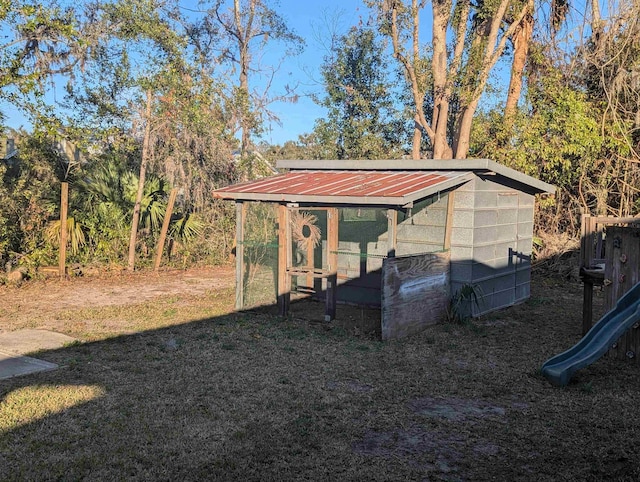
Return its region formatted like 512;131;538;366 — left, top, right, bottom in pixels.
200;0;304;160
68;0;190;270
0;1;89;127
367;0;532;159
316;26;404;159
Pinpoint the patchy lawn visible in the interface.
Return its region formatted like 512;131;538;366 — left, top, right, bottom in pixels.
0;268;639;481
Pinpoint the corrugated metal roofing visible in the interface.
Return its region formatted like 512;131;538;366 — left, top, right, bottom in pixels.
213;170;474;206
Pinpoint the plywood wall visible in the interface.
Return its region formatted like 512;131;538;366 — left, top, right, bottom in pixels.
381;252;450;340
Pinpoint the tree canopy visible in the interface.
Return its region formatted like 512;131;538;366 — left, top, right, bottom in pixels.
1;0;639;271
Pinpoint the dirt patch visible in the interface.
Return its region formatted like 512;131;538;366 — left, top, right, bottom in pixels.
353;426;499;475
0;266;234;334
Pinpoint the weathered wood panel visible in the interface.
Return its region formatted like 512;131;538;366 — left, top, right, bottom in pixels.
381;252;450;340
605;227;640;362
235;202;245;310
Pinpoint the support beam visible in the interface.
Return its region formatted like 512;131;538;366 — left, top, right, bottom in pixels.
325;207;339;321
444;191;455;250
235;202;245;310
387;208;397;258
277;204;291;316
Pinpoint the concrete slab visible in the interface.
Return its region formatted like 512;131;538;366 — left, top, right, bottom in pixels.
0;350;58;380
0;329;77;355
0;329;76;380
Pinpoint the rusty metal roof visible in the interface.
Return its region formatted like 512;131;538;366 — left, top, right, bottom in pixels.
213;170;475;206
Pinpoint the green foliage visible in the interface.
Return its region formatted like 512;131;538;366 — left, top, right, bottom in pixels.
315;26;405;159
447;284;484;324
45;217;87;256
71;158;169;263
0;134;66;269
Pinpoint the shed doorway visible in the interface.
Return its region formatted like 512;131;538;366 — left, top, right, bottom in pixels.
289;208;328;296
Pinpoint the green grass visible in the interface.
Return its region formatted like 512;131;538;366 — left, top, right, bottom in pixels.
1;275;639;480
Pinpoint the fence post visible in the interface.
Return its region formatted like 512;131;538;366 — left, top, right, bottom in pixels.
59;182;68;279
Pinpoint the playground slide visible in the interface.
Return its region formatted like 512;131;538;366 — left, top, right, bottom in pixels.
541;281;640;387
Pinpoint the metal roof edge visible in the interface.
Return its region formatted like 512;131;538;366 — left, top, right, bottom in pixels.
212;171;474;206
480;159;556;195
213;191;408;206
275;159;556;194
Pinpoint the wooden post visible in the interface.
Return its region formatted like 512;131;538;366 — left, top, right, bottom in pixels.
277;204;291;316
387;208;397;258
580;213;591;334
325;207;339;321
59;182;68;279
306;218;314;289
235;202;246;310
580;213;588;267
444;191;456;250
154;188;178;271
583;279;593;336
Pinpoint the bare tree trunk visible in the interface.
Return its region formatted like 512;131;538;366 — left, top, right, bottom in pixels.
127;90;153;271
431;1;452;159
591;0;602;38
453;99;479;159
504;12;533;120
388;0;435;158
412;118;421;159
236;0;253;158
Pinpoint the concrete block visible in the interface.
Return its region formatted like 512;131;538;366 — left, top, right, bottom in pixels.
367;241;387;256
451;261;473;282
452;209;474;228
474;273;516;293
454;191;476;209
518;222;534;237
451;227;474;245
473;225;498;245
490;255;512;271
518;192;534;206
517;237;533;254
494;241;515;260
472;261;513;281
397;225;446;244
430;192;450;207
367;257;384;273
474;209;498;227
515;267;530;285
497;208;518;225
424;207;448;226
449;245;473;262
473;243;496;263
515;283;530;301
492;288;516;310
475;191;498;208
496;223;517;242
518;207;534;223
497;192;519;207
396;242;443;256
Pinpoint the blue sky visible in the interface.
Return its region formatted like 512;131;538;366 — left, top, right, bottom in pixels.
254;0;371;145
1;0;370;145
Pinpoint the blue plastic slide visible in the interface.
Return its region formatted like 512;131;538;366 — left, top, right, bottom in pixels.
541;281;640;386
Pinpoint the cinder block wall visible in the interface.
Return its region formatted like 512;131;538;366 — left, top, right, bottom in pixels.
395;194;449;256
449;175;535;316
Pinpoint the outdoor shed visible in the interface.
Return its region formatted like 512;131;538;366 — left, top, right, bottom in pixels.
213;159;555;340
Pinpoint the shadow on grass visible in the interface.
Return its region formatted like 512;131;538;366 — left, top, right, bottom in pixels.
1;277;640;481
0;304;396;481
